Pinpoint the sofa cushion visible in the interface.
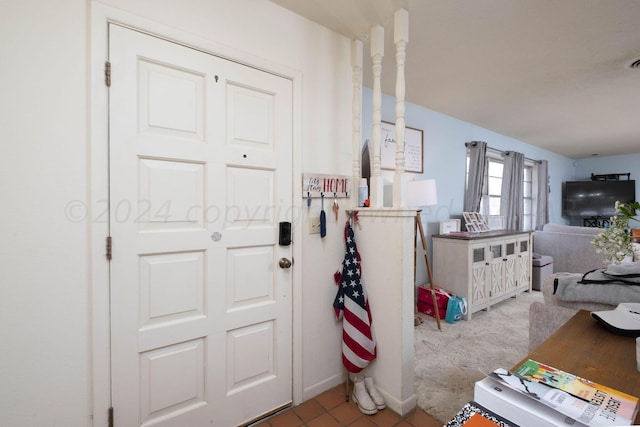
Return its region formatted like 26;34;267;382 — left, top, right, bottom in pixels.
555;269;640;304
541;273;616;312
533;224;606;273
542;223;602;236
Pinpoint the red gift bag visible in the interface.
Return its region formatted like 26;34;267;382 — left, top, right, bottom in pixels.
416;285;450;319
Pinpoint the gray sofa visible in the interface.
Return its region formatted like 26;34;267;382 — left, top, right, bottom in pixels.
528;224;640;350
532;223;606;273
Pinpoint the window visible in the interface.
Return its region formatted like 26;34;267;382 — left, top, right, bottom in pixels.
469;153;536;230
522;165;533;230
485;159;503;216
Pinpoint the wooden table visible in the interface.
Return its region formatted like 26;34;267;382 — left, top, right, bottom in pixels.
514;310;640;424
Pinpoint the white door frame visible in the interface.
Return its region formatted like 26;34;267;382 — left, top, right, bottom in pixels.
90;4;303;426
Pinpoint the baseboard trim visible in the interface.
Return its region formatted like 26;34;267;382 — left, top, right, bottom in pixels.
302;372;348;402
378;388;417;416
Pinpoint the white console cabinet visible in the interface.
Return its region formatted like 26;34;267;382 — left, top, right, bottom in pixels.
432;231;532;320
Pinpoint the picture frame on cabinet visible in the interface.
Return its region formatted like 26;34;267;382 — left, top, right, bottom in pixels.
477;217;490;232
439;219;461;234
466;222;479;232
463;212;489;232
462;212;475;225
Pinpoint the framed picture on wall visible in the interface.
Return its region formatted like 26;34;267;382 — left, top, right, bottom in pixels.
380;121;423;173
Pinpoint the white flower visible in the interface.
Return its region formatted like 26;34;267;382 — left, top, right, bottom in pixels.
592;201;640;265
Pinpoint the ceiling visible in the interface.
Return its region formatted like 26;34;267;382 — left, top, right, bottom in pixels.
270;0;640;159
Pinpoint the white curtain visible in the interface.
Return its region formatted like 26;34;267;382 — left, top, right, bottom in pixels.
501;151;524;230
464;141;487;212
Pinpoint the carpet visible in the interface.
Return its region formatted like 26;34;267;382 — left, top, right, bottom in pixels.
414;291;544;424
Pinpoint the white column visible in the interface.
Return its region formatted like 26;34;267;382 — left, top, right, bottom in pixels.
393;9;409;208
369;25;384;208
355;209;417;415
351;39;363;208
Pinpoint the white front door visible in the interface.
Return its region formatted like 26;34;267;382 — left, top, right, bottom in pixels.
108;24;293;427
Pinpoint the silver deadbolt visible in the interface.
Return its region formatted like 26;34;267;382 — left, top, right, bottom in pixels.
279;257;292;269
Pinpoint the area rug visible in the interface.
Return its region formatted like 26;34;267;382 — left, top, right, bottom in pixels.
414;291;544;423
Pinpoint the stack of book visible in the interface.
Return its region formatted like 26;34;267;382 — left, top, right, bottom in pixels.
457;359;640;427
445;401;519;427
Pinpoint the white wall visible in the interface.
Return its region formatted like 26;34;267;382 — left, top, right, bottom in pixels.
0;1;354;425
0;1;92;426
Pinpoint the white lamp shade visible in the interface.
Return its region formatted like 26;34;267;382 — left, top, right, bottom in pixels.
408;179;438;207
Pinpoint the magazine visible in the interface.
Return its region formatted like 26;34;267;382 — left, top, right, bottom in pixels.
445;401;520;427
512;359;639;421
447;231;482;238
486;368;637;426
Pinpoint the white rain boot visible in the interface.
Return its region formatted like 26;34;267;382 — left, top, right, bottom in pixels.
364;377;385;410
352;377;378;415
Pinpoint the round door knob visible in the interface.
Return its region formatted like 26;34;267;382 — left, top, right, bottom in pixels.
279;257;292;269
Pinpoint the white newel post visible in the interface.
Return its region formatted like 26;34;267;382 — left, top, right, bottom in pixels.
369;25;384;208
393;9;408;208
350;11;416;416
351;40;363;208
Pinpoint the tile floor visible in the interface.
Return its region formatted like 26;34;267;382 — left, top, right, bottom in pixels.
251;383;443;427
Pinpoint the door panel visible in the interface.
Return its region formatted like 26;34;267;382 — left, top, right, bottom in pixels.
139;59;205;138
109;24;292;427
140;339;207;423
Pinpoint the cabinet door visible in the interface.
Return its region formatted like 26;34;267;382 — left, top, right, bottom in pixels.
516;236;531;291
503;240;518;292
470;244;489;306
488;242;505;298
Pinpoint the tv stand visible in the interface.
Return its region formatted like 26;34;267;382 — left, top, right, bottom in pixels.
582;217;609;228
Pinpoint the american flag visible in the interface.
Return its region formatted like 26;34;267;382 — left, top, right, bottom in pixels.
333;220;376;373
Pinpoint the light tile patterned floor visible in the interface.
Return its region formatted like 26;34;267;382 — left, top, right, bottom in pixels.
251;383;443;427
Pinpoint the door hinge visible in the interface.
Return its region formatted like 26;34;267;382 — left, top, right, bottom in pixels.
106;236;112;261
108;406;114;427
105;61;111;87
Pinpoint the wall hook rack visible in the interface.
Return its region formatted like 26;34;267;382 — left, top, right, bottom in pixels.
302;173;351;199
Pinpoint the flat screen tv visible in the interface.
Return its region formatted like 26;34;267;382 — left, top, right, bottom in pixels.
562;180;636;217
